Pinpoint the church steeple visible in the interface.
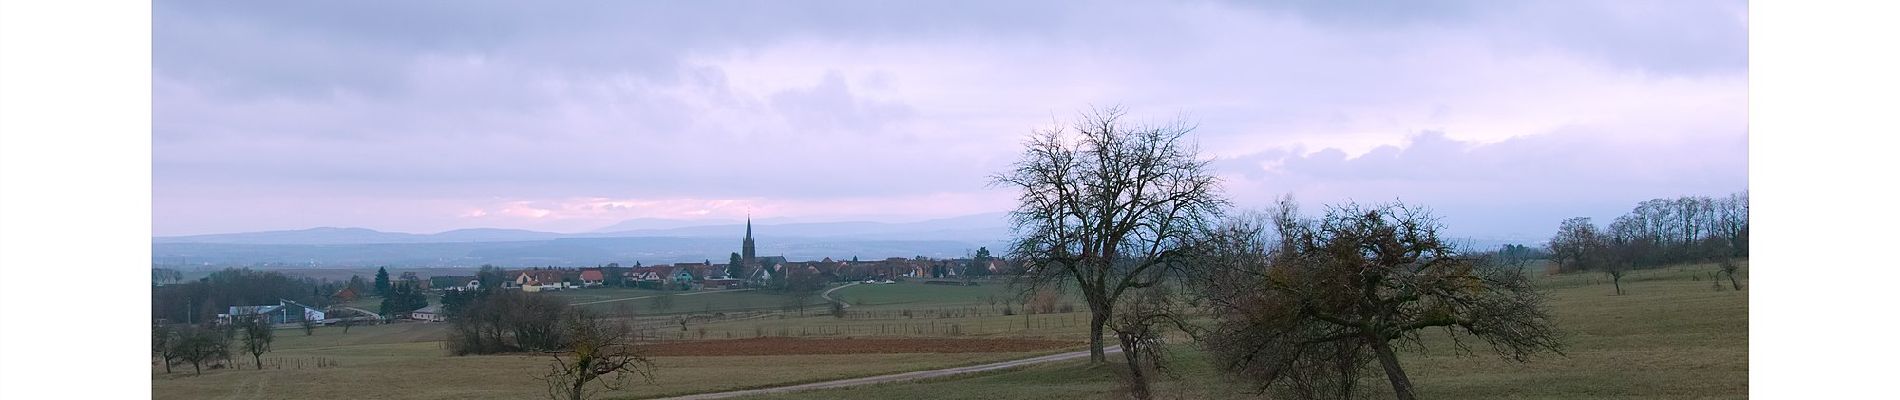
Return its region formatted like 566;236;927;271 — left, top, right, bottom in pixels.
741;215;757;267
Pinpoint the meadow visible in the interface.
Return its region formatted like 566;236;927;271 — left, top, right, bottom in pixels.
153;262;1746;399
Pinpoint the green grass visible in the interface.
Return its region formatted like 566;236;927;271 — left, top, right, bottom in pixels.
751;262;1750;399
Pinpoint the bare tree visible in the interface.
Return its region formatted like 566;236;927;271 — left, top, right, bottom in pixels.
334;309;359;333
1110;287;1189;400
300;318;317;336
991;106;1225;363
1719;258;1743;291
1547;217;1601;273
153;324;179;373
542;309;657;400
1194;200;1563;400
240;318;273;370
170;325;230;375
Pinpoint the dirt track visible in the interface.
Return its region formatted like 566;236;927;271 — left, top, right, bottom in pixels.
641;337;1082;357
653;345;1121;400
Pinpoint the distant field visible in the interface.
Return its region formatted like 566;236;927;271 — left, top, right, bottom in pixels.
751;261;1750;399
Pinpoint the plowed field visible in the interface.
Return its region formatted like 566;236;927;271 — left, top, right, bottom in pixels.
642;337;1082;356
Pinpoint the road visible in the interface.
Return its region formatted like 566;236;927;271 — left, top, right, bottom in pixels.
820;282;862;309
653;345;1121;400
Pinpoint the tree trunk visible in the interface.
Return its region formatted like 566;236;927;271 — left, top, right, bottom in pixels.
1088;307;1109;363
1612;274;1623;295
1728;273;1741;291
568;374;587;400
192;360;202;375
253;354;262;370
1370;338;1417;400
1119;334;1150;400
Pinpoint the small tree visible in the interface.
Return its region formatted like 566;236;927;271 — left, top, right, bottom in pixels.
241;318;274;369
333;309;360;333
728;252;745;278
153;324;179;373
1111;287;1186;400
1719;258;1743;291
300;318;317;336
1605;262;1630;295
171;325;230;375
542;309;657;400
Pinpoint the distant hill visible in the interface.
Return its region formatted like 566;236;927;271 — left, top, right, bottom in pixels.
152;236;1007;269
151;213;1015;268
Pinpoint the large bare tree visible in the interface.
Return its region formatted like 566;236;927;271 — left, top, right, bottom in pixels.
542;309;656;400
992;106;1225;363
1194;199;1562;400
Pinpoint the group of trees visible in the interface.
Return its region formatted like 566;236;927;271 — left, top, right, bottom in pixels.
442;288;572;355
439;284;657;399
1548;192;1749;294
995;107;1566;399
152;319;278;376
380;283;429;317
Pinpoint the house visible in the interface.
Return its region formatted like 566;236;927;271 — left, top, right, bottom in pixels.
579;269;606;287
410;305;445;322
515;269;570;292
332;286;359;302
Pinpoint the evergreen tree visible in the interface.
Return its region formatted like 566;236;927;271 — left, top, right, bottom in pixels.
728;252;745;278
970;247;994;276
373;266;391;296
380;283;428;316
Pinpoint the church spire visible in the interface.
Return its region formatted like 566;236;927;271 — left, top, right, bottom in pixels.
742;214;757;267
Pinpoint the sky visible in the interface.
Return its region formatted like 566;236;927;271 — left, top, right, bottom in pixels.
153;0;1748;240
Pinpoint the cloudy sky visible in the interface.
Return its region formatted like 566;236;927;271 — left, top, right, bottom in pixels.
153;0;1748;240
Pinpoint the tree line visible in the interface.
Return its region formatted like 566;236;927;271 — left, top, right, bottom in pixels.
1547;191;1749;294
150;268;338;325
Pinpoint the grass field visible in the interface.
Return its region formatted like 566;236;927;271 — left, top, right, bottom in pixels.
749;261;1750;399
151;321;1078;400
154;261;1747;399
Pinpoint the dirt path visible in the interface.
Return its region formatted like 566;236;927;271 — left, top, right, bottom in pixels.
821;282;862;309
652;345;1121;400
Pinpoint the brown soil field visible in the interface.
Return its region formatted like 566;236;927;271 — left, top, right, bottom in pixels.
640;337;1083;356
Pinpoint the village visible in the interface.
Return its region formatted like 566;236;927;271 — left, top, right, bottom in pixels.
217;220;1009;329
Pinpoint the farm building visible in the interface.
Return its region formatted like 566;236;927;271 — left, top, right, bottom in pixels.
410;305;445;322
226;299;326;325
